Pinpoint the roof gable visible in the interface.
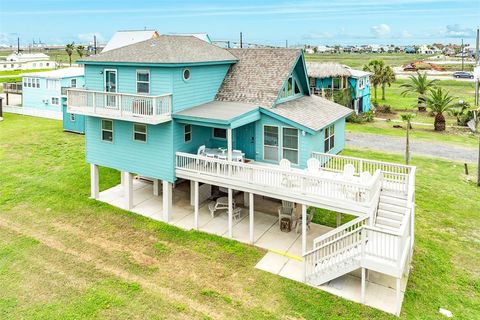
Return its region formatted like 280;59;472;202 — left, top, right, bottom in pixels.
215;48;302;107
274;53;310;104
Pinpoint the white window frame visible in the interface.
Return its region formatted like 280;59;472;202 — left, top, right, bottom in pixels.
182;68;191;81
263;125;279;162
212;128;227;140
282;127;299;165
70;78;77;88
51;97;60;105
136;70;150;94
358;78;365;90
70;113;76;122
324;124;335;152
133;123;147;143
36;78;40;88
184;124;192;142
101;119;114;143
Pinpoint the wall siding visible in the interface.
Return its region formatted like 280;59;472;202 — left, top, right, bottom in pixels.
85;117;175;182
22;75;84;111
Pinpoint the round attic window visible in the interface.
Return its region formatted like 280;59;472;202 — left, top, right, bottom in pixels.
183;68;191;81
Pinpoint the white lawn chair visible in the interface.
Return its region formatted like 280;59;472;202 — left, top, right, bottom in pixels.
343;164;355;180
360;171;372;184
197;145;206;156
233;150;244;162
279;159;293;187
306;158;320;174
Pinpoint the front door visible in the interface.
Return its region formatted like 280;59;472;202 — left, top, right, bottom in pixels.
235;123;255;159
104;69;117;108
358;97;364;113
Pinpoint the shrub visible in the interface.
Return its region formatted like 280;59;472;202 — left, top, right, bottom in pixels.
346;110;375;124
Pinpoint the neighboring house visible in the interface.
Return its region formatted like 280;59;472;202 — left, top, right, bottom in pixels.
1;53;55;71
404;46;417;54
418;45;434;55
67;35;415;316
21;67;85;124
306;62;371;114
102;30;160;52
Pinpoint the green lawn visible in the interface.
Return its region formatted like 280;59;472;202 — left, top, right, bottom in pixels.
0;68;57;76
305;53;431;68
1;114;479;319
346;121;479;149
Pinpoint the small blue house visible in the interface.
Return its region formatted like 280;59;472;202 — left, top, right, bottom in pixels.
22;67;86;132
306;62;371;114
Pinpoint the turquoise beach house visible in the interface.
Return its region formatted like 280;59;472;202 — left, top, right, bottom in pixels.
306;62;371;114
68;35;416;316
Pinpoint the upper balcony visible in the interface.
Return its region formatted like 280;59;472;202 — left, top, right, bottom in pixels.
66;89;172;124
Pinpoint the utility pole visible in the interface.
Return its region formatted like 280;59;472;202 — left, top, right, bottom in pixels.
17;37;20;53
285;40;288;48
461;38;464;71
94;35;97;54
240;32;243;48
475;28;479;107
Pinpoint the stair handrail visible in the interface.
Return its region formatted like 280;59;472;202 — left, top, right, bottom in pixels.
312;215;369;248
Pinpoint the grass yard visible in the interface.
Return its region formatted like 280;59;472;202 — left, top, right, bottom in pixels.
305;53;431;68
346;121;479;149
0;114;479;319
0;68;57;76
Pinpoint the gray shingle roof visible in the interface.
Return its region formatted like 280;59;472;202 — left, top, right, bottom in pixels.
174;101;258;122
80;35;237;64
215;48;302;108
267;95;353;131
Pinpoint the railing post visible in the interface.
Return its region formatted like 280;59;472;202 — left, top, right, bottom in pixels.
153;97;157;117
119;94;123;117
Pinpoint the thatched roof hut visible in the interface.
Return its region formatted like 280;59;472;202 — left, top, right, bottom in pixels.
306;62;370;79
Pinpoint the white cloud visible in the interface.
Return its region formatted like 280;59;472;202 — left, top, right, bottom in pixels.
445;24;475;38
370;24;391;38
77;32;104;44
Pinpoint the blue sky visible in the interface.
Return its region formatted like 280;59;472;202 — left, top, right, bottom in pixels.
0;0;479;47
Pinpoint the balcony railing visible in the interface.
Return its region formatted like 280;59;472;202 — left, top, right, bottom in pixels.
66;89;172;124
175;152;383;214
3;82;22;94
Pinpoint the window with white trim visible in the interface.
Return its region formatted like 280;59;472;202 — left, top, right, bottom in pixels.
51;97;60;105
263;125;279;161
184;124;192;142
35;78;40;88
133;123;147;142
213;128;227;139
70;113;76;122
23;78;27;87
101;119;113;142
183;68;191;81
136;70;149;94
282;127;299;164
71;78;77;88
324;124;335;152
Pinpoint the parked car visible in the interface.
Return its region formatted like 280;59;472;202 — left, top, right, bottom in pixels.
453;71;474;79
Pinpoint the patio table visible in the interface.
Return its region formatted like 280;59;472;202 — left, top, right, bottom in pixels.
204;148;243;160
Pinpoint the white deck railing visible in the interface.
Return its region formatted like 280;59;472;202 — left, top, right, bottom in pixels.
311;152;414;196
176;152;383;211
67;88;172;124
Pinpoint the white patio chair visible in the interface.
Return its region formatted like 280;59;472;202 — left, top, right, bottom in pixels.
279;159;293;187
233;150;244;162
306;158;320;174
343;164;355;180
197;145;206;156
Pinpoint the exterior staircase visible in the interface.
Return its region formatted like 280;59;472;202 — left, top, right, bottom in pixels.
305;190;412;287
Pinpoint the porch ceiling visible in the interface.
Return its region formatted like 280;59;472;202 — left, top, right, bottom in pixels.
173;100;260;128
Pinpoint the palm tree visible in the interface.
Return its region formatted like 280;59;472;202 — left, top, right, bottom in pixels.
426;87;456;131
363;60;385;103
379;66;396;100
400;72;438;112
76;45;86;58
65;43;75;66
400;113;416;164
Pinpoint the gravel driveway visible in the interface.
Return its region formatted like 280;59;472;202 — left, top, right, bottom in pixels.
346;132;479;163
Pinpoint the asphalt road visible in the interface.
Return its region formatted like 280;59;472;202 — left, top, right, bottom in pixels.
346;132;478;163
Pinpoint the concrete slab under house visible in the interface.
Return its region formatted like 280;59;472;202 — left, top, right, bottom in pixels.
69;34;416;316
